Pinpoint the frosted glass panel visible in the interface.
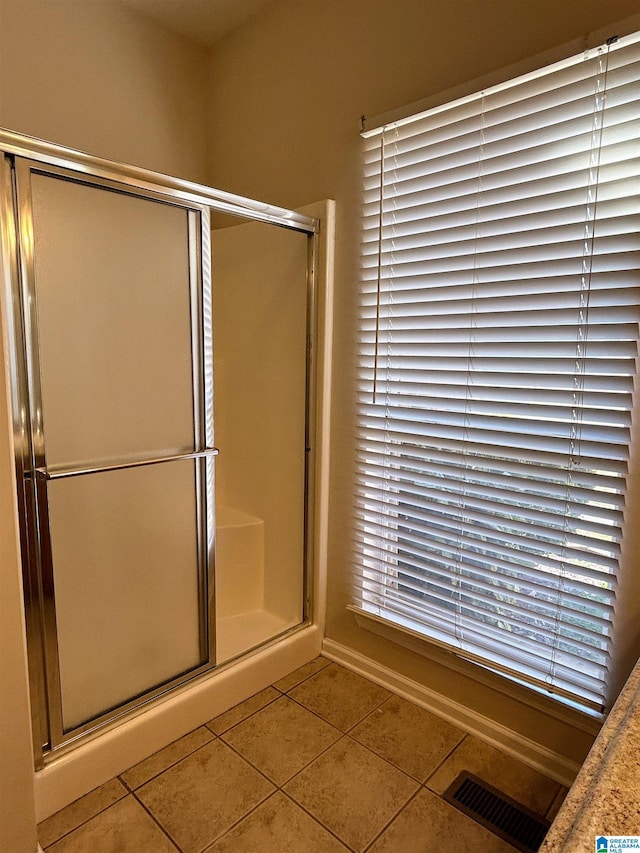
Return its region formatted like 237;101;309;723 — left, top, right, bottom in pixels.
48;461;203;731
31;173;195;468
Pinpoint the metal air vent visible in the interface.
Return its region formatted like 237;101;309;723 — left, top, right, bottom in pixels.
443;771;551;852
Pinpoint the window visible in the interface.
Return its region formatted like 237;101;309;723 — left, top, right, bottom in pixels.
354;32;640;714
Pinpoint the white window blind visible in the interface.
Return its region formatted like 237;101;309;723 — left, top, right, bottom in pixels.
354;32;640;714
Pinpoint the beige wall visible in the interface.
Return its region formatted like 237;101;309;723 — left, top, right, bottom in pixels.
0;0;209;182
205;0;640;207
0;315;37;853
206;0;640;763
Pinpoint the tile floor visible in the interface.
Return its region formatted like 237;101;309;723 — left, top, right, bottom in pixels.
38;657;568;852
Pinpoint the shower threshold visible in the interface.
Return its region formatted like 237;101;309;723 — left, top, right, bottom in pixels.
216;610;300;664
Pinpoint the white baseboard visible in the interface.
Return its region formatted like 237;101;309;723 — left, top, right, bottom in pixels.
322;638;581;787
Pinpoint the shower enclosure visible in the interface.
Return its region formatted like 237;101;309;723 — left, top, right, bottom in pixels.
0;130;326;775
212;216;310;664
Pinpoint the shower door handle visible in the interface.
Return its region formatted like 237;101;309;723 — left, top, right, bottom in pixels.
32;447;220;481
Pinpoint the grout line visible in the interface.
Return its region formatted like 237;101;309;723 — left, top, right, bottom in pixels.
281;688;354;734
202;790;279;850
127;735;219;792
341;732;421;786
37;781;129;849
218;724;418;852
278;732;349;788
283;733;420;850
132;791;184;852
215;691;338;742
278;790;358;853
362;786;424;852
345;693;392;735
214;733;282;788
205;687;282;736
283;791;356;852
274;655;332;692
118;774;134;794
423;732;468;788
220;717;344;790
283;662;390;734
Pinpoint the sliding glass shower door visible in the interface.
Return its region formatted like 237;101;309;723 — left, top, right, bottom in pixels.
12;159;215;748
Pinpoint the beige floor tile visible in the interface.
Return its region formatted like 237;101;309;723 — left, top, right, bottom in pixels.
44;795;177;852
222;695;342;784
204;791;349;852
39;777;127;848
136;739;274;853
427;735;560;815
350;695;465;781
274;656;332;692
285;737;418;852
368;787;517;853
121;726;214;789
288;663;389;731
206;686;280;735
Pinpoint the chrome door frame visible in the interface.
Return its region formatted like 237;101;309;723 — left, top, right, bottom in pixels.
0;128;317;233
0;128;320;767
11;157;218;755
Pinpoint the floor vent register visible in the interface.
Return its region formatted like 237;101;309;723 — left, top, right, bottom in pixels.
443;771;551;852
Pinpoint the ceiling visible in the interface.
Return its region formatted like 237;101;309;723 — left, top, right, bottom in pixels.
120;0;274;46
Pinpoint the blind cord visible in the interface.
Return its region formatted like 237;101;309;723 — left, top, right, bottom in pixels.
550;43;611;701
